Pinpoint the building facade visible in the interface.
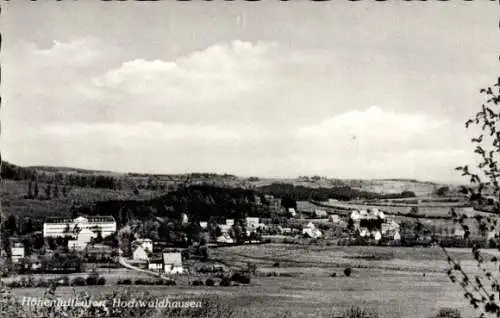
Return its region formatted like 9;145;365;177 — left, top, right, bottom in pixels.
43;216;117;238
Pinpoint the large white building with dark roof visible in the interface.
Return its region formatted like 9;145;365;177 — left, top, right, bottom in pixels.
43;215;117;238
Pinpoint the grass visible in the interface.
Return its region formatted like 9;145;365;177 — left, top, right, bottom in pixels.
7;244;477;317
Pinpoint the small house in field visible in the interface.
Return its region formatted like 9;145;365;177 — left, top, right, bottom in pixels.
393;231;401;241
314;209;328;218
216;233;234;244
163;252;183;274
11;242;25;264
328;215;340;224
302;222;322;239
226;219;235;226
288;208;297;217
246;217;260;229
132;245;149;262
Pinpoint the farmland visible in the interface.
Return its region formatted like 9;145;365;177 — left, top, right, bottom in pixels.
9;244;494;318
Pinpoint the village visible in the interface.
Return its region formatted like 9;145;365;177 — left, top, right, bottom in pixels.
2;188;493;290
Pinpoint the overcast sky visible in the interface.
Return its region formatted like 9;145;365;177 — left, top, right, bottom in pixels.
1;1;499;183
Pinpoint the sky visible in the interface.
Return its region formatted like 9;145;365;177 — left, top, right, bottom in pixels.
1;1;499;183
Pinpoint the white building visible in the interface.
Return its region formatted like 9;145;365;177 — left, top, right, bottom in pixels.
226;219;235;226
11;243;25;264
43;216;116;238
246;217;260;229
163;252;183;274
199;222;208;230
68;228;97;251
133;246;149;262
329;215;340;223
315;209;328;218
133;238;153;253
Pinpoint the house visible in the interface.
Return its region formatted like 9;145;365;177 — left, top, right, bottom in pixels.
148;256;164;272
246;217;260;229
288;208;297;217
163;252;183;274
133;238;153;253
302;222;322;239
218;224;232;234
216;233;234;244
199;222;208;230
132;245;149;262
394;232;401;241
226;219;235;226
328;215;340;224
314;209;328;218
68;228;98;251
180;213;189;225
43;216;116;238
11;242;25;264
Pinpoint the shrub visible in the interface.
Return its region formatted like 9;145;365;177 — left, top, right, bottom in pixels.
342;306;379;318
164;279;176;286
344;267;352;277
272;262;280;268
97;277;106;285
117;278;132;285
219;277;231;287
86;273;99;286
434;307;461;318
231;272;251;284
71;277;86;286
192;280;204;286
330;272;337;277
205;278;215;286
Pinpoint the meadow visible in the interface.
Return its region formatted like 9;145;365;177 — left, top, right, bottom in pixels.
9;244;493;318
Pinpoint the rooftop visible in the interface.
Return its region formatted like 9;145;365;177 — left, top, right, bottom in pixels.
45;215;116;224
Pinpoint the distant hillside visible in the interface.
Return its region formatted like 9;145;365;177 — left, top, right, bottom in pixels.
2;160;452;197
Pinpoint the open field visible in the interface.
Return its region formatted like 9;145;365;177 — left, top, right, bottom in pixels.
10;244;494;318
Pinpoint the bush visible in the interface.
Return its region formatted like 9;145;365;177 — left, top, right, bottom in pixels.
86;273;99;286
272;262;280;268
164;279;176;286
342;306;379;318
97;277;106;285
205;278;215;286
330;272;337;277
117;278;132;285
219;277;231;287
434;307;461;318
71;277;86;286
344;267;352;277
231;272;251;284
192;280;204;286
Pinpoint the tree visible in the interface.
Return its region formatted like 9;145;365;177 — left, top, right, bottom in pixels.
45;183;52;200
27;181;33;199
34;180;39;198
435;186;450;197
442;78;500;317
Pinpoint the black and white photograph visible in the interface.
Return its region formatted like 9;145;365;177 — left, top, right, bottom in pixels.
1;1;499;317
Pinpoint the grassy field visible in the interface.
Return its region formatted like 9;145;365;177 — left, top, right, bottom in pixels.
9;244;492;318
